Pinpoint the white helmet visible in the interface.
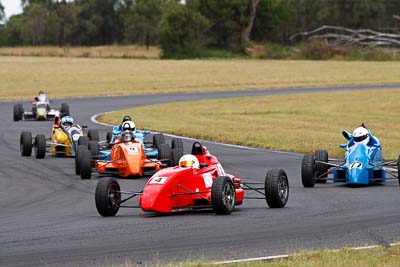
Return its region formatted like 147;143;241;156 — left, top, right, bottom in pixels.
352;127;369;145
122;121;136;132
179;154;200;169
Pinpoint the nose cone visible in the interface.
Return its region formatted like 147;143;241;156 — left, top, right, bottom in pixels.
36;108;47;120
347;163;369;185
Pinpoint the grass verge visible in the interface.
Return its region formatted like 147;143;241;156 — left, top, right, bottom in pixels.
97;89;400;158
2;57;400;100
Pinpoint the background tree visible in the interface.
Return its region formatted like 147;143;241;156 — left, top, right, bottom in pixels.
0;1;4;23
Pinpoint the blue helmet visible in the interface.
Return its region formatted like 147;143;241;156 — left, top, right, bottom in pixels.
61;115;74;127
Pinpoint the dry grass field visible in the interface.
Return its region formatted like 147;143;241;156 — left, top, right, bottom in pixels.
98;89;400;158
1;56;400;100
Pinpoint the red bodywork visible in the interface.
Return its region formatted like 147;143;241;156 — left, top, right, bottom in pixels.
139;146;244;213
96;140;163;177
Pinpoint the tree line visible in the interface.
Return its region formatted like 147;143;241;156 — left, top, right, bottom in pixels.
0;0;400;56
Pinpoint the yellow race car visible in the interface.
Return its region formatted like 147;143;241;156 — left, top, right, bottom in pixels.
20;114;99;158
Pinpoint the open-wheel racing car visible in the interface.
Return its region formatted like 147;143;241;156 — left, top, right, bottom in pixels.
301;125;400;187
75;128;184;179
94;142;289;216
13;92;69;121
20;113;99;158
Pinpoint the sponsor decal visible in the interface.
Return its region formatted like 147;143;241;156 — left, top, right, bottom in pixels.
72;134;80;141
202;173;213;188
149;176;168;184
350;161;363;169
217;163;226;176
127;147;139;155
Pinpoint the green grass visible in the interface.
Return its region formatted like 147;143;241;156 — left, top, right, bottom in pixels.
98;89;400;158
2;57;400;100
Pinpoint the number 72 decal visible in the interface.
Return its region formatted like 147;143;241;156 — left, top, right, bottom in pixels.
350;161;363;169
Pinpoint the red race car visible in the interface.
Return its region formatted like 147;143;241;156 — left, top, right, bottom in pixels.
95;142;289;216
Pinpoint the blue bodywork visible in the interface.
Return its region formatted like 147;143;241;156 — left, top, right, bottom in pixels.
99;126;158;160
333;129;385;185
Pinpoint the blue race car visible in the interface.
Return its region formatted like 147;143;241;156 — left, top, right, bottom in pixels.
301;124;400;187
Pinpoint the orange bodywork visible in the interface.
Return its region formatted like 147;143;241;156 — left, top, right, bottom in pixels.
96;140;163;177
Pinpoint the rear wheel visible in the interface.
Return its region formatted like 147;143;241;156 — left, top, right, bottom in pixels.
60;103;69;115
20;131;32;156
301;154;317;188
88;140;99;156
75;145;87;175
315;150;328;183
171;148;183;166
79;149;92;179
95;177;121;217
78;136;89;146
265;169;289;208
158;143;172;166
171;138;183;154
212;176;236;215
13;103;23;121
153;134;165;149
88;129;100;141
34;134;46;159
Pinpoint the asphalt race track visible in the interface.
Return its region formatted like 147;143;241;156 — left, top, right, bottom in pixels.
1;85;400;266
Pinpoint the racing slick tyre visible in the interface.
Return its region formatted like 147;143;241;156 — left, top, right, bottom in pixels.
75;145;88;175
79;149;92;179
212;176;236;215
13;103;23;121
153;134;165;149
88;129;100;141
265;169;289;208
106;132;113;146
301;154;317;188
95;177;121;217
171;148;183;166
171;138;183;155
34;134;46;159
397;155;400;186
88;141;99;156
158;144;172;166
315;150;328;183
78;136;89;147
20;131;32;156
60;103;70;115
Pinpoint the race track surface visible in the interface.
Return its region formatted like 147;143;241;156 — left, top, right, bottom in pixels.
1;85;400;266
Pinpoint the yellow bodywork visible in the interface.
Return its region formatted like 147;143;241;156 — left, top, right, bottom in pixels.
50;127;75;156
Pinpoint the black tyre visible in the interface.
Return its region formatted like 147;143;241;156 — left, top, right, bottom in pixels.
265;169;289;208
158;144;172;166
212;176;236;215
95;177;121;217
88;140;99;156
87;129;100;141
171;138;183;154
13;103;23;121
153;134;165;149
60;103;70;115
301;154;317;188
171;148;183;166
79;149;92;179
78;136;89;146
397;155;400;186
34;134;46;159
315;150;328;183
106;132;113;143
75;145;87;175
20;131;32;156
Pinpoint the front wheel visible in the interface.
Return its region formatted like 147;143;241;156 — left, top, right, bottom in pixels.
60;103;70;115
315;150;328;183
20;131;32;156
88;129;100;141
265;169;289;208
301;154;317;188
79;149;92;179
75;145;87;175
211;176;236;215
95;178;121;217
13;103;23;121
34;134;46;159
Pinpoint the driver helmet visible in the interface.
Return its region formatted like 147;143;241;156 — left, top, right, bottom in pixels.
122;115;132;123
179;154;200;168
122;121;136;132
121;130;134;142
352;127;370;145
61;115;74;130
38;90;45;95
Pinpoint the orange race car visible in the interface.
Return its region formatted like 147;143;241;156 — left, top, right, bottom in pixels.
76;129;183;179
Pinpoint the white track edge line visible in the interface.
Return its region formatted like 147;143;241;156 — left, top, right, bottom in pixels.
90;111;301;156
214;242;400;264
